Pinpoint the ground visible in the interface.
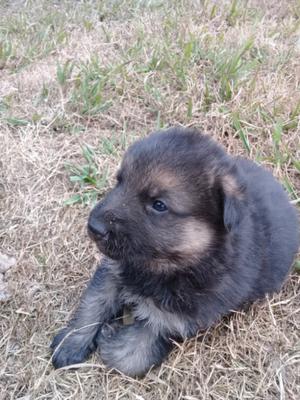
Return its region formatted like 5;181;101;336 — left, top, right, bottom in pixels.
0;1;299;399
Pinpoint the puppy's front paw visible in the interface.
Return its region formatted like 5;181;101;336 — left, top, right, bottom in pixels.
96;322;170;377
50;327;96;369
97;325;143;376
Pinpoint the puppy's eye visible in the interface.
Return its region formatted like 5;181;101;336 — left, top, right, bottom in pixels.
152;200;168;212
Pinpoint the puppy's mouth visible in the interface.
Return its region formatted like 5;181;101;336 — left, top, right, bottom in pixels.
88;228;109;242
88;227;123;260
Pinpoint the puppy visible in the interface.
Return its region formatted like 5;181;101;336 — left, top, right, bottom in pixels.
51;127;299;377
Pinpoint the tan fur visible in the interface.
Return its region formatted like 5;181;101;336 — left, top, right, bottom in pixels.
223;174;243;199
120;292;189;337
147;219;213;272
145;170;180;199
154;170;179;189
177;219;213;255
147;258;182;272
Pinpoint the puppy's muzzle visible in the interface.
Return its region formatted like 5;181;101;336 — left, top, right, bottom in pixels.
88;218;109;240
88;220;108;239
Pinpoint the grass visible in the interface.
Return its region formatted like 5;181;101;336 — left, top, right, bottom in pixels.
65;145;110;205
0;0;299;399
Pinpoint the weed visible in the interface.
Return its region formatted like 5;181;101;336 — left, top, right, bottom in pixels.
72;58;113;115
101;137;118;155
203;82;215;111
210;4;218;19
56;60;75;87
272;120;283;165
226;0;241;26
0;38;13;69
283;100;300;131
292;158;300;173
5;117;30;127
0;99;10;115
294;260;300;273
187;98;193;119
282;176;298;200
232;112;251;154
214;37;256;101
65;145;109;206
1;8;69;69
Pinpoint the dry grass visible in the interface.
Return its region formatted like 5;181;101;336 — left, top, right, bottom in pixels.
0;1;299;399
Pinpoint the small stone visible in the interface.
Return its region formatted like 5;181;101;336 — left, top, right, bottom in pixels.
0;252;16;273
0;273;12;302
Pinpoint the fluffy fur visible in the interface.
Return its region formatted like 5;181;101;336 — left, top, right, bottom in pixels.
51;127;299;377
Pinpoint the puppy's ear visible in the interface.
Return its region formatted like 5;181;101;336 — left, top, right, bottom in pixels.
221;170;246;232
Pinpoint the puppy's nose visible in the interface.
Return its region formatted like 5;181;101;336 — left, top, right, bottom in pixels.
88;219;108;238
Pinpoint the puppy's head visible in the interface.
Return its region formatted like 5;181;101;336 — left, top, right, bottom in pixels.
88;128;246;270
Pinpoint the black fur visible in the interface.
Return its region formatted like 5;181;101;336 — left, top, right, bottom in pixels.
51;127;299;376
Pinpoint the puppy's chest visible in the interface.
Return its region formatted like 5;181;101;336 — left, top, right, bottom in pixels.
119;273;202;323
120;290;189;337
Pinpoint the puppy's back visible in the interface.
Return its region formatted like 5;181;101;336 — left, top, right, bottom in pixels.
237;158;299;290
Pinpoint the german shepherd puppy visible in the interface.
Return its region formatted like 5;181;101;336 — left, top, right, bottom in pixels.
51;127;299;377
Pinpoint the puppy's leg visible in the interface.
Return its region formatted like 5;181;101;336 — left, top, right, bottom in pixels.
51;258;121;368
96;320;173;377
